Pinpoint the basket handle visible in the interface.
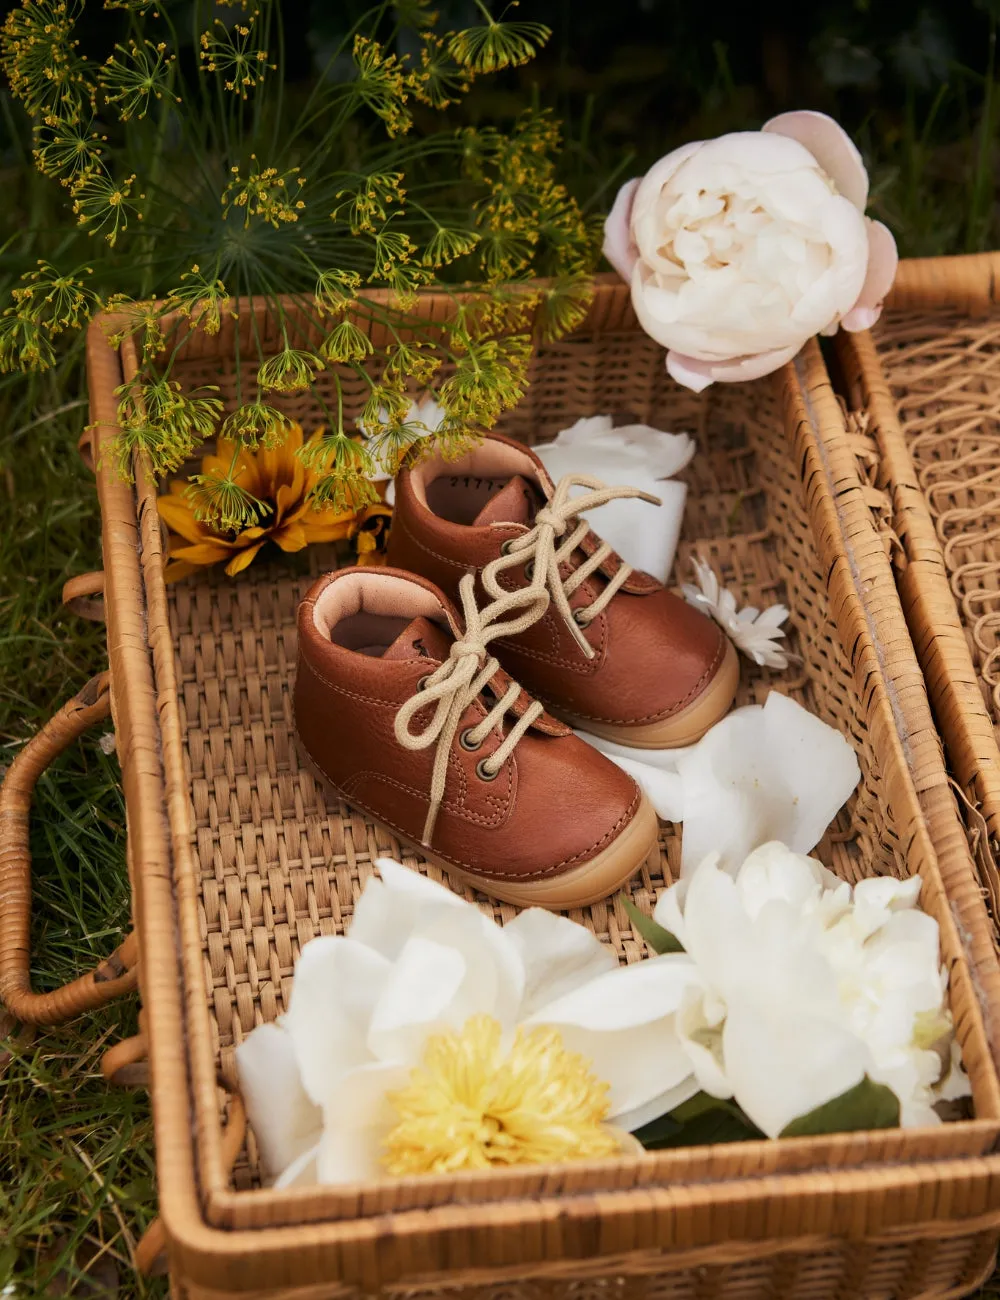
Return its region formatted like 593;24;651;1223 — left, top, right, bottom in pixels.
134;1092;247;1278
0;672;139;1026
62;571;106;623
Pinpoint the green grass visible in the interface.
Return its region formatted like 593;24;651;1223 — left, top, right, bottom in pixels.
0;359;166;1299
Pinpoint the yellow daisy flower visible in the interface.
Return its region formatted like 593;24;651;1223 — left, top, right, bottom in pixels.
158;422;391;581
383;1014;620;1176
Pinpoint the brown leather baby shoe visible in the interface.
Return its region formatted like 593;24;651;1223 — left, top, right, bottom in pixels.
385;433;739;747
294;565;658;909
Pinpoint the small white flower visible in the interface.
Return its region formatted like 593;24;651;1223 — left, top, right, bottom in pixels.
534;415;695;581
682;555;792;669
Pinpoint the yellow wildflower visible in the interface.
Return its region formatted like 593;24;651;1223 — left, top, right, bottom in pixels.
158;422;390;580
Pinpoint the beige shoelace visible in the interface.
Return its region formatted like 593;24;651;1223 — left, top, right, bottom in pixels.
483;473;661;658
394;572;550;847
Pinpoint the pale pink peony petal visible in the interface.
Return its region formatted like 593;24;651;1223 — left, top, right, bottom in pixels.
763;110;869;212
840;304;883;332
666;343;802;392
602;177;641;282
840;219;898;332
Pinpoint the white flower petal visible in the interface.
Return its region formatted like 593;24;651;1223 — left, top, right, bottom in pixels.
503;908;618;1018
677;983;733;1098
736;841;827;920
603;177;641;281
236;1023;323;1181
366;935;471;1063
530;955;700;1117
586;751;685;822
763;110;869;210
315;1062;410;1185
283;937;392;1104
534;418;692;580
531;954;697;1030
667;344;801;392
723;996;870;1137
573;730;688;773
273;1142;321;1190
760;692;860;857
613;1076;702;1133
350;863;465;961
652;882;688;949
841;219;899;332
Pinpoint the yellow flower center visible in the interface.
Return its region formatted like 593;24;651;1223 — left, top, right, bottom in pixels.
382;1014;618;1176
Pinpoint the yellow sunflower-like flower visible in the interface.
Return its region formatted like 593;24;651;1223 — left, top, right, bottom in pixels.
382;1014;619;1176
158;422;391;581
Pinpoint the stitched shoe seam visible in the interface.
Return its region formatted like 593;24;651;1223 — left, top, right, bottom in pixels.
302;744;642;879
340;769;510;828
524;631;728;725
394;507;482;571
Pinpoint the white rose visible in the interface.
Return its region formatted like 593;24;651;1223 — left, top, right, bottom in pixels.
603;111;898;392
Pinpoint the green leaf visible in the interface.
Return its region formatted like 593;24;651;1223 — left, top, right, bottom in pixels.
629;1110;683;1148
634;1092;764;1150
780;1076;900;1138
622;895;684;954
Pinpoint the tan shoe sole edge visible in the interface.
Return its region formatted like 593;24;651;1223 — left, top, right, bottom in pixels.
300;746;660;911
556;638;741;750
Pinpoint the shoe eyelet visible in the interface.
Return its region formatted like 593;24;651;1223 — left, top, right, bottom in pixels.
416;674;431;692
500;539;515;556
476;757;499;782
524;560;534;581
572;609;591;627
459;727;482;752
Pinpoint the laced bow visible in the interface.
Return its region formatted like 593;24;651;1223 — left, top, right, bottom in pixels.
483;473;661;658
394;573;550;847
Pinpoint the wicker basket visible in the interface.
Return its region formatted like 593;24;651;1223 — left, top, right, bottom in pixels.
834;253;1000;932
6;277;1000;1298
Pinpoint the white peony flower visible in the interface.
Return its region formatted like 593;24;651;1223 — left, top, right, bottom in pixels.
603;111;899;392
534;415;695;581
681;555;792;669
237;859;702;1186
653;842;970;1136
579;691;861;875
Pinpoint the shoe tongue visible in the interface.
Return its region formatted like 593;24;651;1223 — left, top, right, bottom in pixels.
382;615;453;664
472;474;542;527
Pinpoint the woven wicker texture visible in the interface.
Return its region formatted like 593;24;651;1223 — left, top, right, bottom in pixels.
169;1224;1000;1300
837;253;1000;923
85;282;1000;1295
162;326;1000;1200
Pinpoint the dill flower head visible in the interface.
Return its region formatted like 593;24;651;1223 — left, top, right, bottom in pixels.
2;0;93;120
100;38;178;121
222;155;306;229
257;346;323;393
200;17;273;100
382;1014;619;1176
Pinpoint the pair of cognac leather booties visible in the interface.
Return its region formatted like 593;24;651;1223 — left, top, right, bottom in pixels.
295;433;739;909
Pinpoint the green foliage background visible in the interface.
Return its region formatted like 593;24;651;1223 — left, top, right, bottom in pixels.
1;1;999;1295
